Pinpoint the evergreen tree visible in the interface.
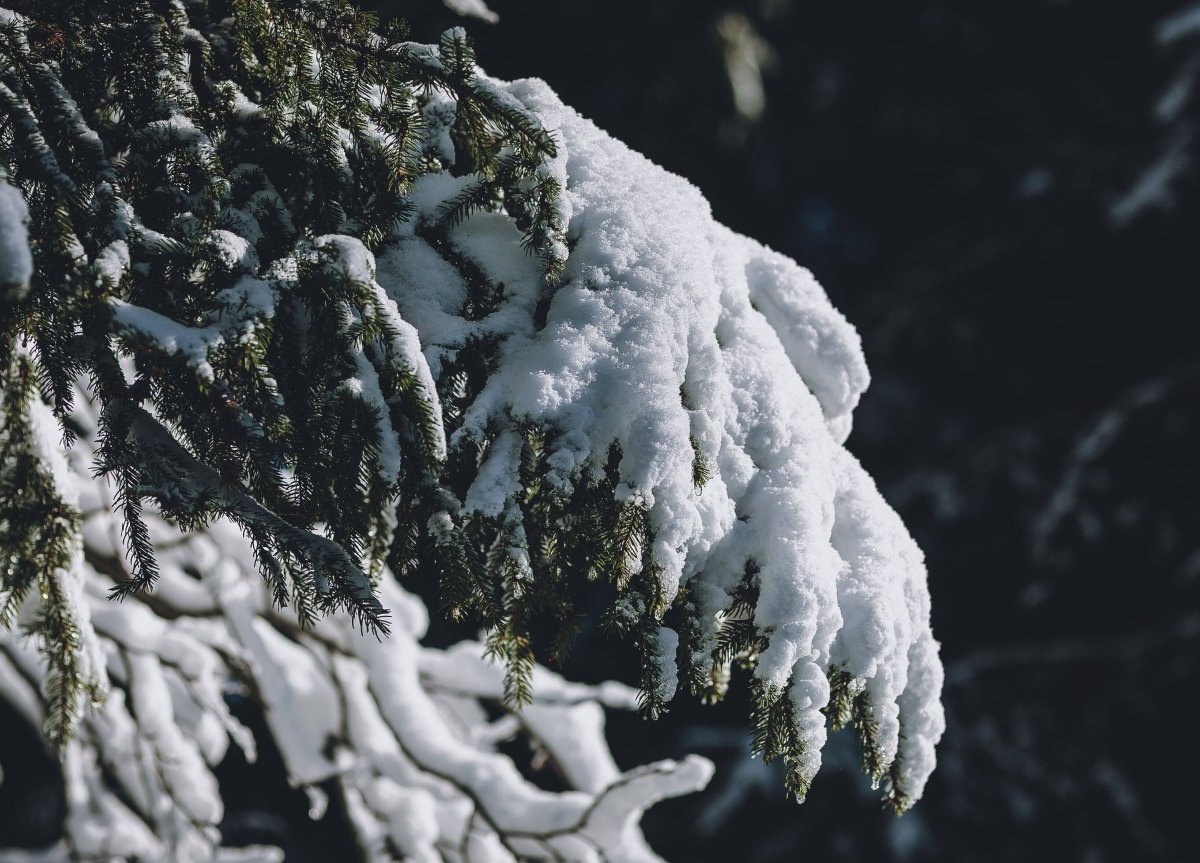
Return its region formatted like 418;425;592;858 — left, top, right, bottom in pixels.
0;1;944;852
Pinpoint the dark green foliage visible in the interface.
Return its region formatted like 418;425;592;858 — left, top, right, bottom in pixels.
0;0;565;737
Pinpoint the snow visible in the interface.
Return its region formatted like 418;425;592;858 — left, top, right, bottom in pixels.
653;627;681;703
444;0;500;24
1;391;710;862
0;178;32;298
375;233;472;376
1155;65;1196;123
741;237;870;444
1;16;944;851
313;234;447;469
23;385;109;724
376;74;942;805
110;299;223;382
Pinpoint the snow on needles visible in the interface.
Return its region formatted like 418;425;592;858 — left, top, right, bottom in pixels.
0;394;711;862
0;2;943;830
385;76;943;806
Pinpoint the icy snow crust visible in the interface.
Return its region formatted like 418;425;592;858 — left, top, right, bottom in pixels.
383;77;944;804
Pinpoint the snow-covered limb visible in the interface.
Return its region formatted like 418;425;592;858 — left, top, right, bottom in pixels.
443;0;499;25
0;397;711;862
1;0;942;815
402;76;943;807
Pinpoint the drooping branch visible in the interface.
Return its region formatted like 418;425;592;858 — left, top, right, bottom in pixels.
0;0;943;813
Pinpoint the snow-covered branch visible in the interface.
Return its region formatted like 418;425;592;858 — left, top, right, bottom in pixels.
0;397;710;862
0;0;943;838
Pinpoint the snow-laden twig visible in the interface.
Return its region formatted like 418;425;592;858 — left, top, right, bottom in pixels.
0;0;942;815
390;77;944;807
0;398;711;863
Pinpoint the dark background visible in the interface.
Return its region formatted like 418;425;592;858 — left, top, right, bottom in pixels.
364;2;1198;860
2;1;1197;860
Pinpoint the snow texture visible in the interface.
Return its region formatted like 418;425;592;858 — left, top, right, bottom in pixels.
387;75;943;803
443;0;499;24
0;176;32;299
0;14;943;842
0;393;711;862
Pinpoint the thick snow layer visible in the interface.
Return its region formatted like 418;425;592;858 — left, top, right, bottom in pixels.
382;75;944;805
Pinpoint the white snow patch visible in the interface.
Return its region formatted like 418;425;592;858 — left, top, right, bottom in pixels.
0;179;32;297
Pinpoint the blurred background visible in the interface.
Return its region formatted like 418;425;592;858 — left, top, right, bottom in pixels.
364;2;1198;860
3;1;1197;860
